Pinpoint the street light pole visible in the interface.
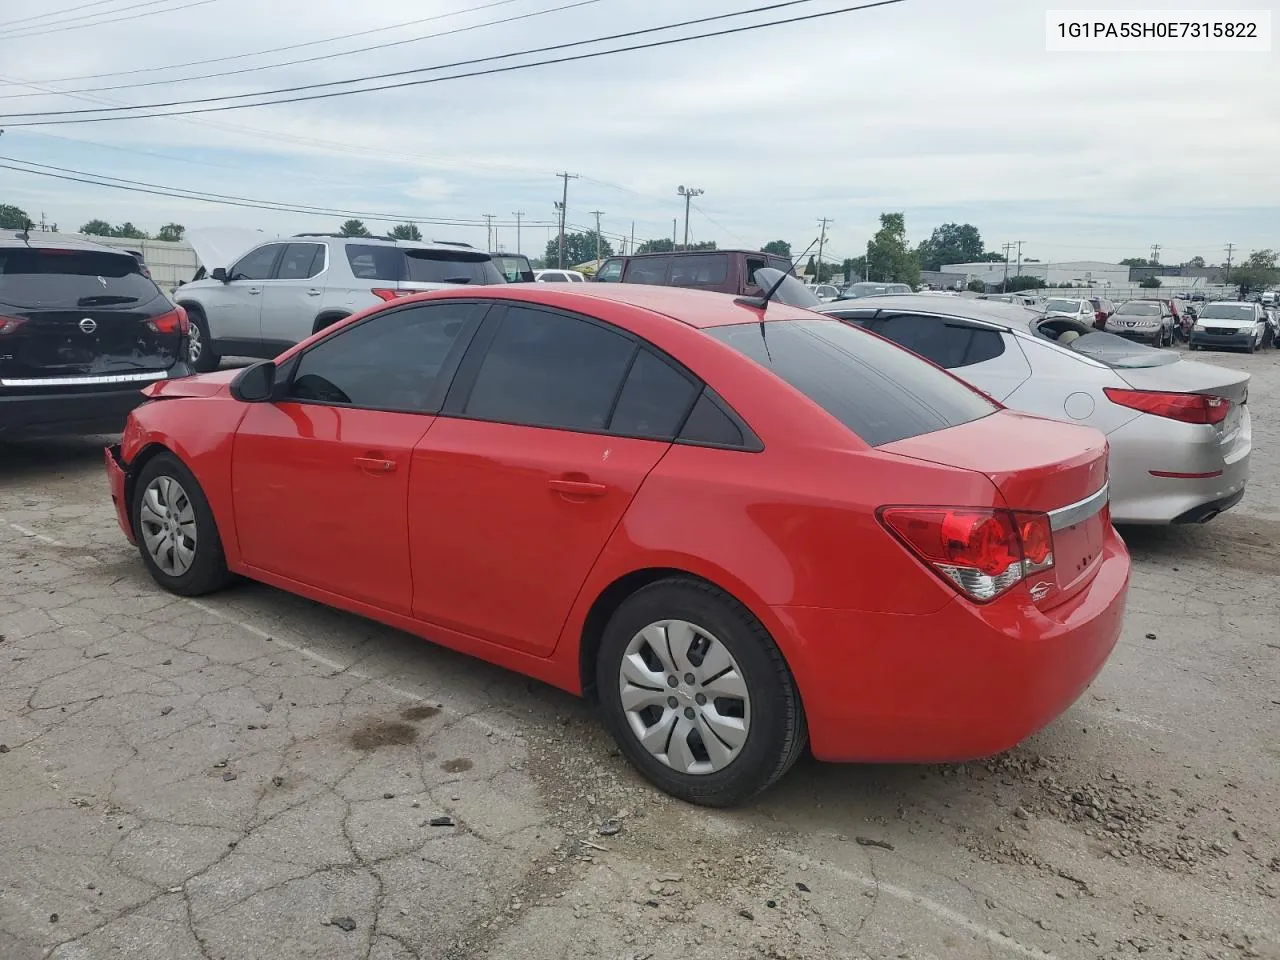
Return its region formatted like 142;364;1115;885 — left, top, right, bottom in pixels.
676;185;703;250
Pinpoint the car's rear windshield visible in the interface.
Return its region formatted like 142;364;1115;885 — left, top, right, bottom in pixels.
1067;331;1179;368
345;244;504;285
0;248;161;310
491;255;534;282
707;319;996;446
1199;304;1255;321
1115;301;1160;315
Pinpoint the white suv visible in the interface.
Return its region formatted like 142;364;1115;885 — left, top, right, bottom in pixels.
176;234;504;371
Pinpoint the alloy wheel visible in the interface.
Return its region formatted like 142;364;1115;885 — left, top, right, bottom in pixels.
138;476;198;576
188;323;203;363
618;619;751;775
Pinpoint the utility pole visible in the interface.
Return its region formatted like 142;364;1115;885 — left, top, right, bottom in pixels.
672;218;677;248
629;221;635;257
555;172;578;268
590;210;605;265
482;214;495;251
1224;242;1235;284
865;240;871;281
1150;243;1161;266
511;211;524;254
677;185;703;250
816;217;832;281
1015;240;1025;278
1001;242;1014;292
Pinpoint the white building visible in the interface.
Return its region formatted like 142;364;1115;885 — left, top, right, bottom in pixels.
941;259;1130;289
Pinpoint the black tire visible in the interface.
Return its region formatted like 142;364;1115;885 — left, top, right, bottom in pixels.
1246;339;1256;354
131;452;233;597
595;578;807;807
184;305;220;373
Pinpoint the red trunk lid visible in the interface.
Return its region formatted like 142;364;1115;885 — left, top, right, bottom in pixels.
882;410;1110;606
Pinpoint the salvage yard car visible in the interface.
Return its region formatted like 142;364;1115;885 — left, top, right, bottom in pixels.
105;283;1129;807
175;233;504;372
1;234;191;438
1105;299;1176;347
819;295;1250;525
1189;301;1268;353
592;249;795;297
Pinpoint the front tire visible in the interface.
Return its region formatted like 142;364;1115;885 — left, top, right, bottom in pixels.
131;453;232;596
185;306;220;373
596;579;807;807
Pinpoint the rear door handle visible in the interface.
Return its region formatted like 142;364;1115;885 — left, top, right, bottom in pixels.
548;478;607;498
247;288;261;296
354;456;397;473
306;289;322;297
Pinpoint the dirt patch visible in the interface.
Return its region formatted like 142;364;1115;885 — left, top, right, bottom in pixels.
440;758;473;773
401;705;441;722
349;721;418;750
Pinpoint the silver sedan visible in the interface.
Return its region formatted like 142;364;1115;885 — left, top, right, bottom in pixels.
817;296;1251;525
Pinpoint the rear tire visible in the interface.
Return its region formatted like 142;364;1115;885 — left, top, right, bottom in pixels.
185;306;220;373
131;453;232;597
596;578;807;807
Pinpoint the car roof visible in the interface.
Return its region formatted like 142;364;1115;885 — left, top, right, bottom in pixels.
622;249;781;259
819;294;1044;331
1202;301;1252;307
0;233;134;255
440;281;820;329
289;234;485;254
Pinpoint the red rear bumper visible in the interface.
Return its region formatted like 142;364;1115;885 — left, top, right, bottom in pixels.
104;445;136;545
774;530;1130;763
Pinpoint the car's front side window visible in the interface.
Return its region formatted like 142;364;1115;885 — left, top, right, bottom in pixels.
231;244;284;281
286;301;482;413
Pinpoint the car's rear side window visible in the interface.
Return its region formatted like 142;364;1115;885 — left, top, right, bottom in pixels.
707;319;996;446
345;245;503;285
625;257;671;285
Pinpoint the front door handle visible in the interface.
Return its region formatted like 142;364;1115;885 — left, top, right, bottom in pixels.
247;288;261;296
354;456;397;473
548;478;607;498
306;289;322;297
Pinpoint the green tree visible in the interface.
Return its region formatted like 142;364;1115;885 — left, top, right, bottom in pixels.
1138;276;1162;289
1006;275;1046;292
916;222;985;271
388;222;422;241
339;219;371;237
111;222;148;239
977;251;1007;262
543;230;615;268
635;237;674;254
762;240;791;258
156;223;185;242
80;219;113;236
866;213;920;286
841;256;866;282
0;203;31;230
805;255;818;278
1120;257;1150;268
966;278;987;293
1230;249;1279;295
1186;255;1206;268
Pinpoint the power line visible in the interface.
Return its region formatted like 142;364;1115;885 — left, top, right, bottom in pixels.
0;0;129;30
0;0;908;124
0;0;606;99
0;0;225;40
0;155;558;227
1;0;528;85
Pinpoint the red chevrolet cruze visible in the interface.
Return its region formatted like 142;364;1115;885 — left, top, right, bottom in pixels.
105;283;1129;806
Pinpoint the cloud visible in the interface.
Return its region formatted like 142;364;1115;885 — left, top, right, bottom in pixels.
1;0;1276;262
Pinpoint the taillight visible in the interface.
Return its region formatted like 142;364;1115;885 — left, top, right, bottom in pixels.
878;506;1055;603
0;315;25;335
1103;387;1229;425
371;288;413;301
146;308;188;335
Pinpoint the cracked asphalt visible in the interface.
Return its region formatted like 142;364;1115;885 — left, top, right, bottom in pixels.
2;346;1277;960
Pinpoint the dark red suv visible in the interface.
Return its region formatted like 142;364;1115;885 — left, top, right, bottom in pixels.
594;249;795;295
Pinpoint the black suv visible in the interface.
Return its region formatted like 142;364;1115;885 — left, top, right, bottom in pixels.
0;235;191;438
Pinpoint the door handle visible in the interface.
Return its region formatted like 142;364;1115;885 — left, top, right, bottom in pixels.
248;289;261;296
306;289;322;296
354;456;397;473
548;478;607;498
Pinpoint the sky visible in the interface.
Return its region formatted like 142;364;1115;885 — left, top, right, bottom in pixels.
0;0;1276;266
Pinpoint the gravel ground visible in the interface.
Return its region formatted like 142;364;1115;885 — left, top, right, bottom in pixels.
1;346;1277;960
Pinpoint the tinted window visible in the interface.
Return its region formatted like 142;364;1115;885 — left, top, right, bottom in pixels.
626;257;671;285
745;257;768;291
668;254;729;288
707;320;996;446
464;306;634;431
875;315;1005;369
288;301;479;412
345;245;501;284
609;349;700;439
678;390;746;447
0;248;162;310
231;244;283;281
276;243;325;280
538;272;566;282
596;259;625;282
491;255;533;282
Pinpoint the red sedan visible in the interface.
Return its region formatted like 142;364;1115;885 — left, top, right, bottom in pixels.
105;284;1129;806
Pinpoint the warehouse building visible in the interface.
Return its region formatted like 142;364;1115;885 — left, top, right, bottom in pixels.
941;259;1130;289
